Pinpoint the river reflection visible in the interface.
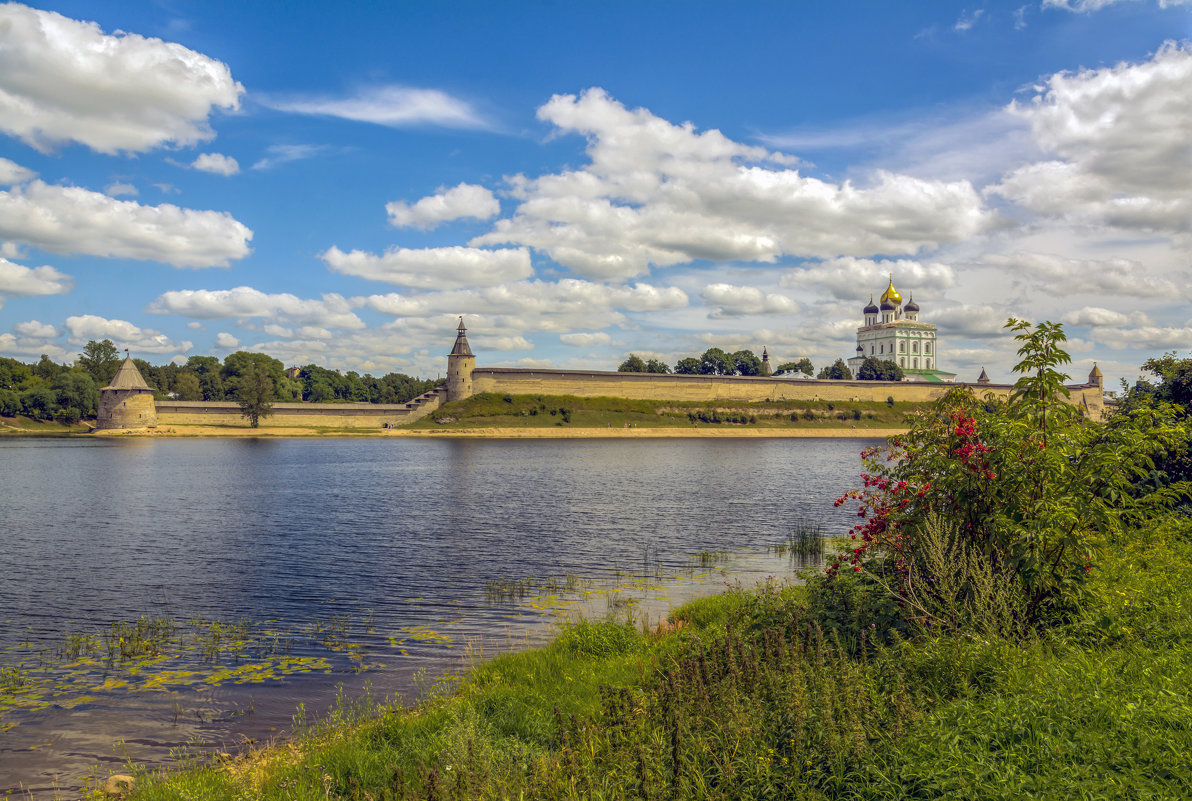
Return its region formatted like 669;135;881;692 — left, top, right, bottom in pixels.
0;436;873;795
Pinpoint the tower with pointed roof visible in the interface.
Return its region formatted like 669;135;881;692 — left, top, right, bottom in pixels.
846;275;955;383
446;317;476;402
95;352;157;430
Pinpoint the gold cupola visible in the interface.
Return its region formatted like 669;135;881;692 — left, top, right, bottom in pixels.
880;273;902;306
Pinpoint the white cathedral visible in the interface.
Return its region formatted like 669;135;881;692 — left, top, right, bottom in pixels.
845;275;956;383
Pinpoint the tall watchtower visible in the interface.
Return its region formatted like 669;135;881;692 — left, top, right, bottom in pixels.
95;352;157;430
446;317;475;402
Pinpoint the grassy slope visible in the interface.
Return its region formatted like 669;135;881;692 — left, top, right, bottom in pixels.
121;514;1192;800
409;392;914;431
0;414;91;435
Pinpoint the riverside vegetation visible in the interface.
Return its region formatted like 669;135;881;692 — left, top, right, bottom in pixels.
104;320;1192;799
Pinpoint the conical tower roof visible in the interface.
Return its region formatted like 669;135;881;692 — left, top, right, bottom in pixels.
105;354;151;391
449;317;473;357
977;367;990;384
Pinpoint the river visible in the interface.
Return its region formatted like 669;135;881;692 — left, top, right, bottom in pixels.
0;436;874;795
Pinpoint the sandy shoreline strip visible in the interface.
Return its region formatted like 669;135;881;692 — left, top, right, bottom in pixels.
93;425;905;439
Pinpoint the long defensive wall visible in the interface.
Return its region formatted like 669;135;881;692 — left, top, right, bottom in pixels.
110;321;1106;431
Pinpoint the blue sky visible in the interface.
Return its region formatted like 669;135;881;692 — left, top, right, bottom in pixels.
0;1;1188;386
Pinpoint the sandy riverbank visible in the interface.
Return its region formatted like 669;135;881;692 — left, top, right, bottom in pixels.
92;424;905;439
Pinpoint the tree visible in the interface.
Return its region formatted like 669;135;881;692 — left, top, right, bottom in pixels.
0;357;33;391
222;351;288;400
817;359;853;380
187;356;225;400
775;358;814;377
857;357;904;381
77;340;121;386
674;357;702;374
700;348;736;376
51;370;99;422
618;354;648;373
645;358;671;374
33;354;64;381
832;319;1191;631
732;350;764;377
235;362;275;428
173;371;203;401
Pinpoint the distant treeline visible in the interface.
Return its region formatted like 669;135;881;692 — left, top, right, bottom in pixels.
0;339;441;423
617;348;903;381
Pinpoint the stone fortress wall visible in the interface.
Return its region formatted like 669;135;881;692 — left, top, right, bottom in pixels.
470;367;1106;418
98;319;1107;431
145;364;1104;430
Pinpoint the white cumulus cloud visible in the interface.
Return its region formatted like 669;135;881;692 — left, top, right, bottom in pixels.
701;284;798;317
214;332;240;348
360;279;688;335
386;183;500;229
321;245;532;289
983;252;1182;298
0;158;36;186
0;181;252;267
560;332;612;347
192;153;240;176
472;88;989;280
12;320;58;339
147;286;365;330
0;257;74;296
64;314;192;354
781;257;955;301
1061;306;1150;327
104;182;137;197
990;42;1192;235
0;3;243;154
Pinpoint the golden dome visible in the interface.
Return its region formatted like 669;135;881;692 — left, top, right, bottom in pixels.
880;274;902;306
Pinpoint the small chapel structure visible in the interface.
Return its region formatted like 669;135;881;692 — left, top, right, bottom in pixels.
846;275;956;383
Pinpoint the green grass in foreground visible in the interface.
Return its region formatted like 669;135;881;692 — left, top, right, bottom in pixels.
410;393;913;430
114;514;1192;800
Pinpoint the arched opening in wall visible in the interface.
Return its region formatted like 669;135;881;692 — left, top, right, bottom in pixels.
900;357;905;367
927;359;932;368
913;358;918;368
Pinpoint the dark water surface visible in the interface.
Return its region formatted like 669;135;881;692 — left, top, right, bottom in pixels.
0;436;872;795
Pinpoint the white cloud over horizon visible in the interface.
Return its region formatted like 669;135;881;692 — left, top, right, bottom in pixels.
386;183;500;229
148;286;366;331
0;180;252;267
470;88;990;281
0;3;243;154
64;314;193;354
321;245;532;289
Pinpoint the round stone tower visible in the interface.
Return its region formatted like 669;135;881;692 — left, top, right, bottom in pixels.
446;317;475;403
95;353;157;430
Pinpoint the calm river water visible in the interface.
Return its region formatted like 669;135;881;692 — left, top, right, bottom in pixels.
0;436;874;795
